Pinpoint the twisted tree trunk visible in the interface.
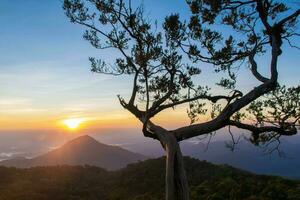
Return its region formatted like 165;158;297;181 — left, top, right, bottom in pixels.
145;122;189;200
165;134;189;200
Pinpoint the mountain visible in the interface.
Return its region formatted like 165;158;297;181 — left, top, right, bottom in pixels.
180;139;300;179
0;135;146;170
121;136;300;179
0;157;299;200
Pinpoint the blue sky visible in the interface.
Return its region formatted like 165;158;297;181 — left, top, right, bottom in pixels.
0;0;299;132
0;0;299;165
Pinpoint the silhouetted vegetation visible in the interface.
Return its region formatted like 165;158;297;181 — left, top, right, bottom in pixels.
0;157;299;200
63;0;300;198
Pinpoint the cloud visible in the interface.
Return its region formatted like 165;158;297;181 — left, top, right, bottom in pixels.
1;108;49;114
0;98;30;106
0;98;49;114
0;151;24;161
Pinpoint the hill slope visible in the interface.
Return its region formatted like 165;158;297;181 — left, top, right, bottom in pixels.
180;139;300;179
0;135;146;170
0;157;299;200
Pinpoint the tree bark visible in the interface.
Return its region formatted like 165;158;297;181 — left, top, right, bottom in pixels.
145;122;189;200
164;132;189;200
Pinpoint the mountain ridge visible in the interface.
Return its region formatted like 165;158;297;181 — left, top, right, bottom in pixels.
0;135;146;170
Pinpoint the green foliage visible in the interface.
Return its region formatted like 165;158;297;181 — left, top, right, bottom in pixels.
0;157;299;200
248;85;300;126
246;85;300;145
63;0;300;141
63;0;207;117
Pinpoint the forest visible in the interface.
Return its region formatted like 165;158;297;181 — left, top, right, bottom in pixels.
0;157;299;200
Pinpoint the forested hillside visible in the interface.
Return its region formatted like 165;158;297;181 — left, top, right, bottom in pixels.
0;157;299;200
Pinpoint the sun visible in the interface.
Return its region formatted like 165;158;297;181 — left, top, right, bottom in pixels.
63;118;84;130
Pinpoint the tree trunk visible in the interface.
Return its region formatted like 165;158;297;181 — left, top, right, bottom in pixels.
165;133;189;200
144;122;189;200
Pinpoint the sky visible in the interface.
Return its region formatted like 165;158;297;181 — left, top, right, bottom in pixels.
0;0;196;132
0;0;299;151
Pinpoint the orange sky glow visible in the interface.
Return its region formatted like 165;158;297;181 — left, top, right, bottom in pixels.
0;106;198;132
0;0;299;135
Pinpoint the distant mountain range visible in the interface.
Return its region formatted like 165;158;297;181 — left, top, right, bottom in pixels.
117;136;300;179
0;135;146;170
1;134;300;179
180;139;300;179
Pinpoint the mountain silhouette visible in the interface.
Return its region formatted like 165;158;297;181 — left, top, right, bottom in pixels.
0;135;146;170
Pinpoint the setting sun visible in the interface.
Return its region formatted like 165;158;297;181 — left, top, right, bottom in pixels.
63;118;84;130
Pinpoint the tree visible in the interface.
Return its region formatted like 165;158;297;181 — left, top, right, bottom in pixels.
63;0;300;199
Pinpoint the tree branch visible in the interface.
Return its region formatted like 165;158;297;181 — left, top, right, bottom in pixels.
248;52;269;83
277;9;300;26
228;120;297;136
150;93;241;117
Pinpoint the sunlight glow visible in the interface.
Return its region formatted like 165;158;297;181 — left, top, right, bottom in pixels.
63;118;85;130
